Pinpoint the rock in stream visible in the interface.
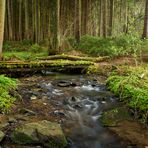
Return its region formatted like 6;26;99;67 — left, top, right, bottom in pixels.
11;120;67;148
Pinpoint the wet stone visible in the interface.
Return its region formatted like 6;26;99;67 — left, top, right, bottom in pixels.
11;120;67;147
30;95;37;100
56;80;77;87
73;104;83;109
100;107;131;127
19;108;37;116
8;117;17;124
71;96;77;102
53;110;66;117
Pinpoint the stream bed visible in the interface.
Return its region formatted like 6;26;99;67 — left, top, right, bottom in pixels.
1;72;147;148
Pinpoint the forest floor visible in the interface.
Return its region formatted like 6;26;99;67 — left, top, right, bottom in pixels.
0;49;148;147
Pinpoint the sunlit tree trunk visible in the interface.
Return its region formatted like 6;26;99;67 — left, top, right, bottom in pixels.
7;0;13;40
142;0;148;38
0;0;6;60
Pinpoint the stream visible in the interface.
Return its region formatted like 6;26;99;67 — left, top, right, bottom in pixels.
1;73;132;147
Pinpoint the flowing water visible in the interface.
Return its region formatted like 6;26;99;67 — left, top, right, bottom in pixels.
2;73;130;148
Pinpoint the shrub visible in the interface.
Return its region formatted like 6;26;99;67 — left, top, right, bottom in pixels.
75;35;144;57
29;44;43;53
21;39;33;46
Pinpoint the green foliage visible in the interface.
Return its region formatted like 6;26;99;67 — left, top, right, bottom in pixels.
21;39;33;46
87;65;100;75
3;42;12;51
3;51;48;61
29;44;44;53
0;75;18;90
75;35;145;57
0;75;18;113
107;66;148;124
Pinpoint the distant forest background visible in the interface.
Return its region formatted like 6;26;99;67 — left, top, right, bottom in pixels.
4;0;145;44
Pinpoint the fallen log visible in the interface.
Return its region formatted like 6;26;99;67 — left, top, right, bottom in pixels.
0;60;94;76
36;55;109;62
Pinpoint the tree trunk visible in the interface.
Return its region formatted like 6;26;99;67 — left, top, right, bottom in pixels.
18;0;22;40
49;0;60;55
103;0;107;38
75;0;81;43
0;0;6;60
109;0;114;36
7;0;13;40
24;0;29;40
142;0;148;38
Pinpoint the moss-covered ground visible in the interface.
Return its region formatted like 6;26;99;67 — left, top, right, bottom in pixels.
107;66;148;124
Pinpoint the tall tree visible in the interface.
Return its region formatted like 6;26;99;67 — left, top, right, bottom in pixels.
75;0;81;43
142;0;148;38
0;0;6;60
24;0;29;39
109;0;114;36
103;0;107;38
49;0;60;55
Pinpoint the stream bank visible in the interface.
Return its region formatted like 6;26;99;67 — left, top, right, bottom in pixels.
0;73;147;148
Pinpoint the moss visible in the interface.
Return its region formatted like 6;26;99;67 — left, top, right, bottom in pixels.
0;60;93;74
0;75;18;113
100;107;131;127
86;64;112;75
37;54;109;62
107;66;148;124
11;121;67;148
11;132;38;145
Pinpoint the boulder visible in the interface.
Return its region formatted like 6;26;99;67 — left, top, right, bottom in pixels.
100;107;131;127
11;120;67;148
0;131;5;142
56;80;77;87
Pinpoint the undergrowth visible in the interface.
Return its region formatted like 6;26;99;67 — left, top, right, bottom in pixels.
73;35;147;58
0;75;18;113
3;41;48;61
107;66;148;124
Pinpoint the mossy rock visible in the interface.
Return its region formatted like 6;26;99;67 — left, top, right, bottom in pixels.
100;107;131;127
11;120;67;148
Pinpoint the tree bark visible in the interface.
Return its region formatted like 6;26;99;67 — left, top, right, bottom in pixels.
49;0;60;55
109;0;114;36
0;0;6;60
7;0;13;40
24;0;29;40
75;0;81;43
103;0;107;38
142;0;148;38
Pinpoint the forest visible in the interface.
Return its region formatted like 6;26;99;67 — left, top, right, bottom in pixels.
0;0;148;147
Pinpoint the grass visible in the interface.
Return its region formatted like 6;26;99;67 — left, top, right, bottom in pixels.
107;66;148;124
0;75;18;113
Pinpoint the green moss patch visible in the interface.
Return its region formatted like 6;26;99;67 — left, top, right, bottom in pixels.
107;66;148;124
0;75;18;113
0;60;94;75
100;107;131;127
